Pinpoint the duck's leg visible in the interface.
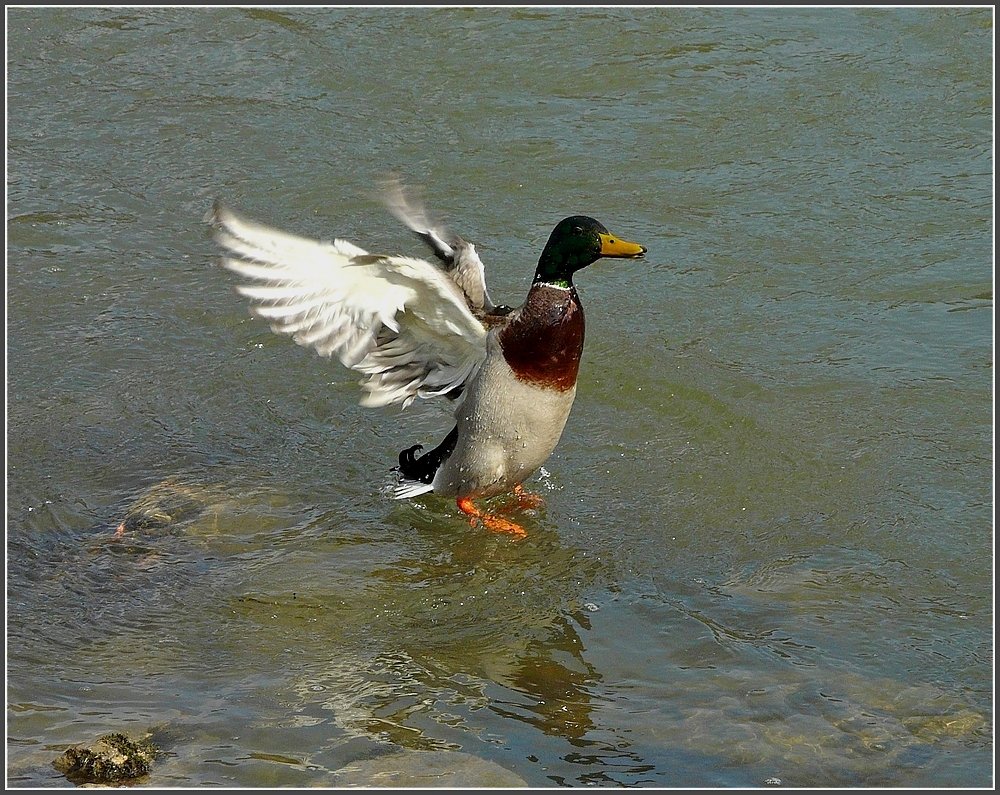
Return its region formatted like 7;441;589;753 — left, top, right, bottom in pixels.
512;483;545;509
456;497;527;538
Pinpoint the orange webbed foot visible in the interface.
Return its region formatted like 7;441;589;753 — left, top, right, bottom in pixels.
456;497;527;539
512;483;545;510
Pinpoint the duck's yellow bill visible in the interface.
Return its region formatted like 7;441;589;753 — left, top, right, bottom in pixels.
599;232;647;258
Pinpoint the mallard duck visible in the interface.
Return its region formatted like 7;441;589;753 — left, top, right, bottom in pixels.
208;182;645;537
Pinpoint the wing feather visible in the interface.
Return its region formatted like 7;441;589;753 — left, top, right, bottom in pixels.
209;201;488;408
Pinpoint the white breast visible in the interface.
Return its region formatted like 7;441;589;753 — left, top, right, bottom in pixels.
432;334;578;499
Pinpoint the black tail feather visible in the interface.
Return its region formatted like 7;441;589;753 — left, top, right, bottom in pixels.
397;426;458;484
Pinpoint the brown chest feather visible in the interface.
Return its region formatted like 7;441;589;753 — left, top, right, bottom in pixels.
498;285;585;391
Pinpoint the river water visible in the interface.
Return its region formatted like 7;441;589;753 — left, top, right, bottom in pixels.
6;6;993;788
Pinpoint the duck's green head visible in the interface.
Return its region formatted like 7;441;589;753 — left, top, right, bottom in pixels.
534;215;646;288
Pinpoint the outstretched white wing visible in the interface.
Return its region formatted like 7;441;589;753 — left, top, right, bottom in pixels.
209;201;488;409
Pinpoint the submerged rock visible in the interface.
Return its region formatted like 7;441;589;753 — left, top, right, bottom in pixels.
113;478;220;536
106;476;288;543
902;709;987;741
53;732;158;785
334;750;528;788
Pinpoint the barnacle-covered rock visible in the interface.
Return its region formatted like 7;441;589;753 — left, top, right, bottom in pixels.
53;732;158;784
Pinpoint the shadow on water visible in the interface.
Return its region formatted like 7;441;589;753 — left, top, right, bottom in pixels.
230;497;615;749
